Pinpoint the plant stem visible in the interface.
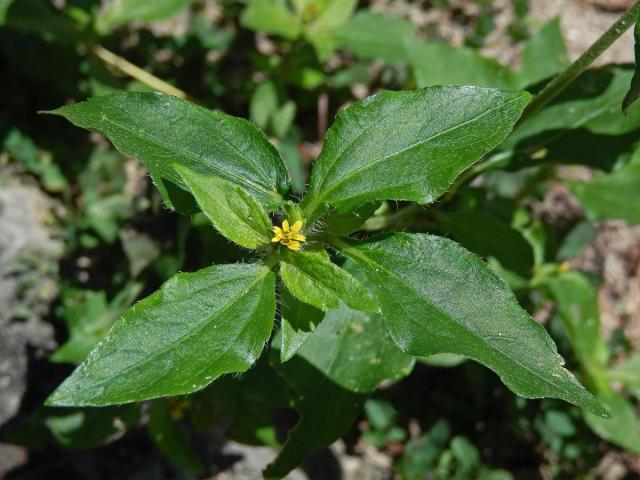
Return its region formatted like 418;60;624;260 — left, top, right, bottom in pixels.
445;2;640;201
517;1;640;127
93;45;194;101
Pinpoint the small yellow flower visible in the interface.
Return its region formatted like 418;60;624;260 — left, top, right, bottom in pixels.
558;261;571;274
272;219;306;251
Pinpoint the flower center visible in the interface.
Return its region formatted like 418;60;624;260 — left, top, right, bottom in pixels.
272;219;306;251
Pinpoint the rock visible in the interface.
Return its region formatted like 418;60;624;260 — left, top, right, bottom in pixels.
0;176;62;425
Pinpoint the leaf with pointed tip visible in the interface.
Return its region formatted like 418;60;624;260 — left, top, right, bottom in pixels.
174;165;273;249
46;263;276;406
265;300;414;478
340;233;606;416
279;249;378;313
301;87;529;219
44;92;290;212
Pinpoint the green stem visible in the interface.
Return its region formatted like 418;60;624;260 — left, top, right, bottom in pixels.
93;45;197;102
517;1;640;127
444;3;640;202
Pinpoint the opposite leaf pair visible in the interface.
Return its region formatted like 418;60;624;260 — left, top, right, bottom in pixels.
44;86;606;476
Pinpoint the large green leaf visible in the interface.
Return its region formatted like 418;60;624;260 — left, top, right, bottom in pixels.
265;299;414;478
174;165;273;249
407;42;516;89
339;233;606;416
334;11;416;63
47;263;276;406
547;272;609;380
45;93;290;211
301;87;530;218
279;249;378;312
97;0;194;33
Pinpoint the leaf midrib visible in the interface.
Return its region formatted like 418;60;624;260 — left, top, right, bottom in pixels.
307;94;524;211
346;243;581;400
73;110;281;204
78;267;270;402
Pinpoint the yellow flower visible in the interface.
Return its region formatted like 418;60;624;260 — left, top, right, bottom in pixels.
272;219;306;251
557;261;571;274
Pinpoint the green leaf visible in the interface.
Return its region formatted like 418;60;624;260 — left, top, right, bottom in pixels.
44;92;290;211
2;0;78;44
265;300;414;478
407;42;516;89
250;81;279;130
51;284;143;365
334;11;416;63
518;18;568;88
198;356;290;446
301;87;530;218
303;0;358;60
505;69;640;147
241;0;302;40
547;272;609;379
571;148;640;225
174;164;273;249
45;406;139;450
339;233;606;416
280;287;325;362
623;17;640;113
279;249;378;313
557;221;597;261
46;263;276;406
272;101;296;138
97;0;194;33
584;393;640;454
324;202;380;236
0;0;14;24
148;400;205;474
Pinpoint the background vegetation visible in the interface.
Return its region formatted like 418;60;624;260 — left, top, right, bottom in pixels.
1;0;640;478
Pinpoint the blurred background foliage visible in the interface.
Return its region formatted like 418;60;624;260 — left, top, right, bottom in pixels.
2;0;640;478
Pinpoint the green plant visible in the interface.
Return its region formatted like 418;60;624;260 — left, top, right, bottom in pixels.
41;77;615;475
5;0;640;477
